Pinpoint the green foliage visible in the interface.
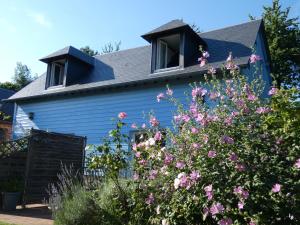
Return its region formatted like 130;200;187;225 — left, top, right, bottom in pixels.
0;111;11;121
80;41;121;57
80;46;99;56
251;0;300;88
101;41;121;54
86;64;299;224
54;186;103;225
0;82;19;92
0;62;36;91
13;62;36;90
88;119;130;179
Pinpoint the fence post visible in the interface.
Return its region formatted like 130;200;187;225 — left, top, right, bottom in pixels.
22;129;34;208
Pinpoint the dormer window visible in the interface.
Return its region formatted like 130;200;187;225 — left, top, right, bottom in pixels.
156;34;180;70
49;60;65;87
40;46;94;90
142;19;207;73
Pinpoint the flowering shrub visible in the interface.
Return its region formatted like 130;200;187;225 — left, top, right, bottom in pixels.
89;52;300;225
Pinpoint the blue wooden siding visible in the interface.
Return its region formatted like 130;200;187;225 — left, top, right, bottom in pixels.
13;82;196;144
242;31;272;97
13;31;271;144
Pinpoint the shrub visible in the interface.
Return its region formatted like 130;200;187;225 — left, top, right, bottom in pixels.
54;186;103;225
89;52;300;224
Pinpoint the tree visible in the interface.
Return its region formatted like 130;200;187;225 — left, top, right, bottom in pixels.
0;82;19;92
13;62;36;90
0;62;36;92
80;46;99;56
251;0;300;88
101;41;121;54
80;41;121;56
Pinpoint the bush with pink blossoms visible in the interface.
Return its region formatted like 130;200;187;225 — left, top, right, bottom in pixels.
88;54;300;225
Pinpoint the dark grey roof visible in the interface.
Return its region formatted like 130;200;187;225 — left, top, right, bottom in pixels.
7;19;264;102
0;88;15;116
40;46;94;66
142;19;189;41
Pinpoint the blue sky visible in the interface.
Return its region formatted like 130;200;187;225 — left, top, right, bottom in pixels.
0;0;299;82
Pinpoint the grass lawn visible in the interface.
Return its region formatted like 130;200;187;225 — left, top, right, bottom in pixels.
0;222;17;225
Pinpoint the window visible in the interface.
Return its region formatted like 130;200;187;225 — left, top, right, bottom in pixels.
156;34;180;70
131;129;167;147
49;60;65;87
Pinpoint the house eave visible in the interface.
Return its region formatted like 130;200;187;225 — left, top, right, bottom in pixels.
4;63;249;103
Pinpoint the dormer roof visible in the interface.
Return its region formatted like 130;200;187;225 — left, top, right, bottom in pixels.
40;46;94;66
142;19;205;45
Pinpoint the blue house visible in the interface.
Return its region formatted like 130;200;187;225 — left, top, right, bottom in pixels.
6;19;271;145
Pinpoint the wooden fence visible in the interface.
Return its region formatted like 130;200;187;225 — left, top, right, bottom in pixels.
0;129;86;204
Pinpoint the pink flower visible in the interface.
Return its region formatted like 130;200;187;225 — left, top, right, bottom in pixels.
204;184;214;201
272;183;281;193
135;151;141;158
133;172;139;181
203;51;210;58
247;93;257;101
132;143;137;151
182;114;190;123
191;127;199;134
190;170;201;181
166;87;173;96
229;153;238;162
176;161;186;169
209;91;220;100
118;112;127;119
219;218;233;225
150;116;159;127
294;159;300;169
235;163;246;172
249;54;261;63
174;172;190;189
138;159;147;166
157;93;165;102
154;131;162;141
203;135;209;144
148;170;158;180
208;67;216;75
210;202;224;215
192;87;207;100
192;143;200;149
199;57;207;67
238;201;244;210
221;135;234;144
234;186;249;199
164;153;173;165
145;193;155;205
268;87;279;96
224;116;233;126
208;150;217;158
256;107;271;114
131;123;137;129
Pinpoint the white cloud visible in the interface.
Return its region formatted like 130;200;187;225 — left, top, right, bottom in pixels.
27;12;52;28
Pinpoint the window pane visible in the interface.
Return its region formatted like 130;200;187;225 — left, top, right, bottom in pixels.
159;42;167;69
54;65;61;85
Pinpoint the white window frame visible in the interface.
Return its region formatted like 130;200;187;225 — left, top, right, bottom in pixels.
50;63;64;87
157;40;168;70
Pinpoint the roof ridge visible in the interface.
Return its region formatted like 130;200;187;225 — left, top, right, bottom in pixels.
199;19;262;35
94;45;150;57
